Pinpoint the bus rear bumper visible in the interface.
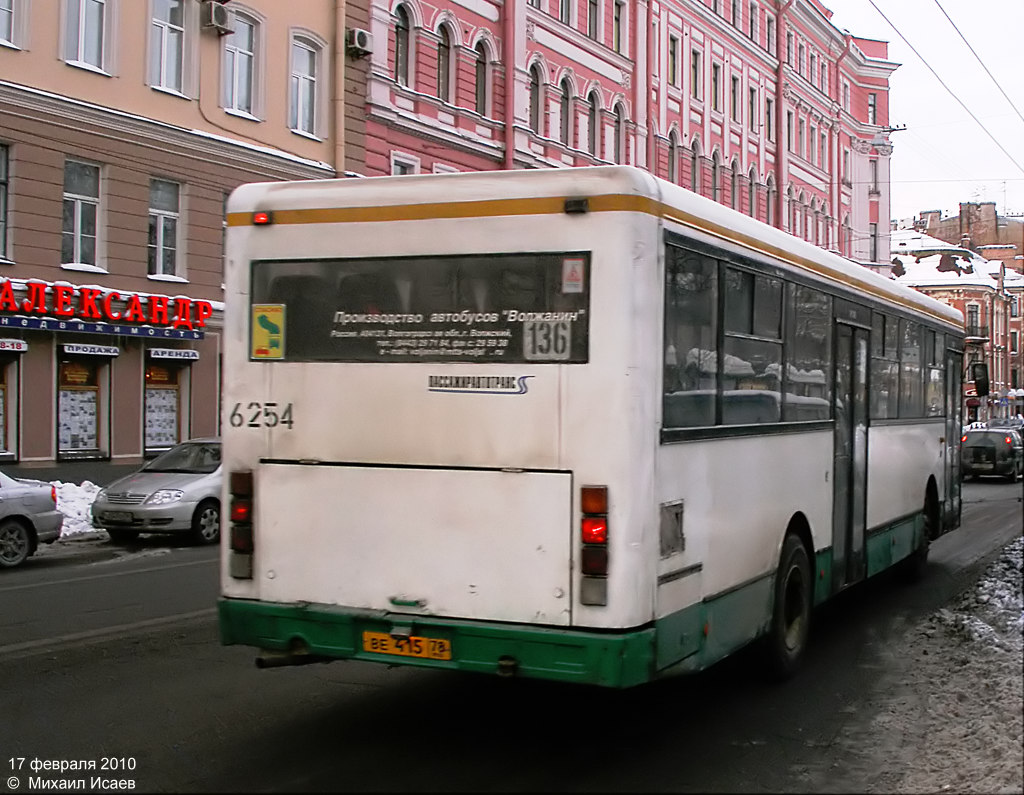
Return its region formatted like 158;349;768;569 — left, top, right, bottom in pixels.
218;598;656;688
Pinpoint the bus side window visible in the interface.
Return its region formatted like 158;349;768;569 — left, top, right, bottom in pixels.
338;272;400;314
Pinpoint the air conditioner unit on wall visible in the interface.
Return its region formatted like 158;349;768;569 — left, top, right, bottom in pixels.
200;1;234;35
346;28;372;57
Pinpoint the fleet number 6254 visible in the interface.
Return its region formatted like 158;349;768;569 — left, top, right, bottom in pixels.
229;402;294;429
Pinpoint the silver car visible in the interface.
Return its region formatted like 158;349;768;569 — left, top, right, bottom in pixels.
0;469;64;569
91;438;222;545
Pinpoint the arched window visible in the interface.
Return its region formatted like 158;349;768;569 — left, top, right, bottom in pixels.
613;103;626;163
559;78;572;146
810;198;818;244
787;186;796;232
474;42;488;115
394;6;411;87
529;64;544;134
668;134;679;183
436;26;451;102
748;168;758;217
711;152;720;202
690;141;701;193
730;159;739;209
766;176;776;226
588;91;600;156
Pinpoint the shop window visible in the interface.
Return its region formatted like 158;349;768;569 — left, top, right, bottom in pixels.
145;364;181;450
58;356;109;457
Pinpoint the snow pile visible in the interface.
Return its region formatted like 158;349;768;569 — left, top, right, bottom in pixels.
874;536;1024;795
932;536;1023;652
53;480;102;537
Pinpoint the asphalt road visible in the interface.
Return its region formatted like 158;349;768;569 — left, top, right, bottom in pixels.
0;481;1020;793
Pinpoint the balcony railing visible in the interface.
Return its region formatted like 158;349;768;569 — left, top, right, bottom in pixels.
965;324;989;339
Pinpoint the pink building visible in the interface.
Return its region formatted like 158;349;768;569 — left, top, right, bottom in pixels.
355;0;895;263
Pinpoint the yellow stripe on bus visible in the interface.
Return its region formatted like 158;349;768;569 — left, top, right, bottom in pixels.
226;194;959;329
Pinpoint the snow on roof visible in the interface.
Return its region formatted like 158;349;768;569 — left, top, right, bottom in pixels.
889;228;1023;291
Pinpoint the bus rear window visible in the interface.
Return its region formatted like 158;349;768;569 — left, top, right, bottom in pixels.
249;253;590;363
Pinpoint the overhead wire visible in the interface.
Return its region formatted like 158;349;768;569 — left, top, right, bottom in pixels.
865;0;1024;177
929;0;1024;127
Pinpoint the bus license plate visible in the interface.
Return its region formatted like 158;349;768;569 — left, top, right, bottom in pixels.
362;631;452;661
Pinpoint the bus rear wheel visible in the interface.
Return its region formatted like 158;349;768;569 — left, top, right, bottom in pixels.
763;534;812;680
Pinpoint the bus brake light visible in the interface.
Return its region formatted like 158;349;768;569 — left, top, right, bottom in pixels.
231;499;252;523
582;517;607;544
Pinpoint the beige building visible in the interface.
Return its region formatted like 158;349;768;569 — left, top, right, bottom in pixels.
0;0;351;473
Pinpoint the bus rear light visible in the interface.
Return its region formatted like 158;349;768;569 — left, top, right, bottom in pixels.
230;523;254;554
581;517;607;544
231;470;254;496
581;546;608;576
252;211;273;226
230;498;252;523
581;485;608;514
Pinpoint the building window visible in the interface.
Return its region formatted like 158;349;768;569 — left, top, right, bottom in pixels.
668;35;678;86
785;32;792;65
613;103;625;163
690;50;702;100
711;64;721;111
394;5;410;86
559;78;572;146
1011;330;1019;354
766;178;775;225
748;2;756;39
1011;296;1020;318
730;160;739;209
730;76;740;122
809;124;816;165
588;92;600;156
150;0;184;91
842;149;850;184
797;43;804;75
391;153;419;175
809;53;816;85
765;97;774;140
560;0;570;24
731;0;740;27
748;168;758;216
65;0;107;70
0;0;16;45
223;12;257;115
785;110;793;151
711;152;720;202
820;132;827;169
797;118;805;157
748;87;757;131
588;0;598;38
613;0;624;53
842;81;850;111
437;26;451;103
819;62;827;93
870;159;879;193
869;222;878;261
529;64;544;134
690;143;701;193
668;135;678;183
148;179;180;277
0;144;7;260
868;92;877;125
290;36;320;136
474;42;488;115
62;160;100;267
765;15;774;52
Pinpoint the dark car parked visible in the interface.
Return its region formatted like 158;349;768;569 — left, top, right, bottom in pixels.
961;428;1024;482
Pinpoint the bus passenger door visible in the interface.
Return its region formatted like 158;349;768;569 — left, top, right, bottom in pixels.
831;323;869;591
943;349;964;531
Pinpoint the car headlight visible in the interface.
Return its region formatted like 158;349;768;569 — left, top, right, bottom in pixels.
95;489;107;502
145;489;185;505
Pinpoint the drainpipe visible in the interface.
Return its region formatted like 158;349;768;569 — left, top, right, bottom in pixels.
334;0;346;174
503;0;516;170
774;0;794;230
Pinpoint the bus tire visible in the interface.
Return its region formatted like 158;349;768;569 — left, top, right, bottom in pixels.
900;489;937;584
763;534;812;680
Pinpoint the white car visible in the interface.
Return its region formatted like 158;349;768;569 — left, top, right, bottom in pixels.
90;438;221;545
0;470;64;569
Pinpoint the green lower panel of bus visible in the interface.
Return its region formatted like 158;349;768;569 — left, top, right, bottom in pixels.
218;598;658;688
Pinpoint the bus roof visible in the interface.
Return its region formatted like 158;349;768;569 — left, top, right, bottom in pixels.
227;165;964;333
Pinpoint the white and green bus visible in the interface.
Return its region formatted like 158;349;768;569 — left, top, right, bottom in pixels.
219;166;965;687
